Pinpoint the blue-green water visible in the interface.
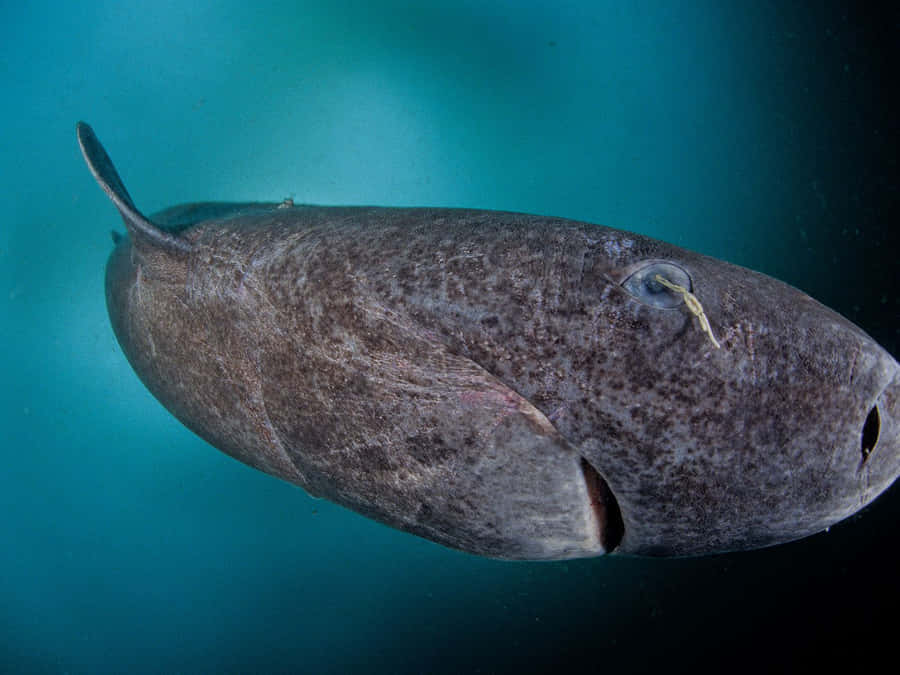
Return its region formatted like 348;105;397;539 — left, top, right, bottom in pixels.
2;2;897;672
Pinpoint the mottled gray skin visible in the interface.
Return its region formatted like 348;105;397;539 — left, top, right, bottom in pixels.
78;122;900;559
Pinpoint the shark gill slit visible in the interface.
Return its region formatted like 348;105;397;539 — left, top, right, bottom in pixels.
580;457;624;552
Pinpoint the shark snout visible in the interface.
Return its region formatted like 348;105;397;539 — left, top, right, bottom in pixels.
859;358;900;502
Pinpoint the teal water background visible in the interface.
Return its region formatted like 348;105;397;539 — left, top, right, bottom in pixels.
2;2;897;672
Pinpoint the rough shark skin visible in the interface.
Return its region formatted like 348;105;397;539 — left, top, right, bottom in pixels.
77;122;900;559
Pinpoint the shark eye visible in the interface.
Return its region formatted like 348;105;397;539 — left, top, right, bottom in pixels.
621;261;692;308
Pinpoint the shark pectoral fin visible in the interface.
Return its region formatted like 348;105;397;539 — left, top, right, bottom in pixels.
434;382;617;558
258;298;619;559
76;122;191;254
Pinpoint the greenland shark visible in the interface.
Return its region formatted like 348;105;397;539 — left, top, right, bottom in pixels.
77;121;900;559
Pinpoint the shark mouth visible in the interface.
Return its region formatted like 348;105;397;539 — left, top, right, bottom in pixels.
580;457;624;553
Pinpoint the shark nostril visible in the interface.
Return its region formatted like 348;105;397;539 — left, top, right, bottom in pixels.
861;405;880;464
580;458;624;552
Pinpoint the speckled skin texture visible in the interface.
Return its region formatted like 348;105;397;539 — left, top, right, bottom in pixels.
83;125;900;559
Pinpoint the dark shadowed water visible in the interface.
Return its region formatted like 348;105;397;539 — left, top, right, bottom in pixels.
2;2;897;673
